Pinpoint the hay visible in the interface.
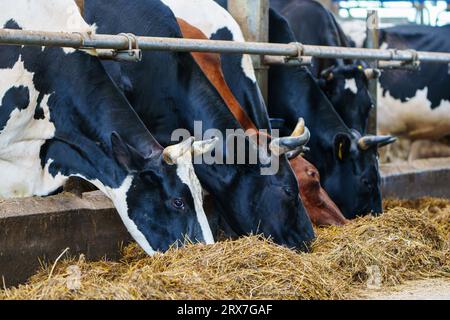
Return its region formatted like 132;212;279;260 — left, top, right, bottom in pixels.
0;198;449;300
313;207;449;287
0;238;349;300
384;197;450;235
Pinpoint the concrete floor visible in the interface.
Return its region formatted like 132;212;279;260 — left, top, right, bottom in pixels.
357;278;450;300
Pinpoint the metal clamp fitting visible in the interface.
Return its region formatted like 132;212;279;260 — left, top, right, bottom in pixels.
380;49;420;71
405;49;420;69
111;33;142;62
266;42;312;67
73;31;95;50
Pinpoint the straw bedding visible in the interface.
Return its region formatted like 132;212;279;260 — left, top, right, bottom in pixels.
1;198;449;300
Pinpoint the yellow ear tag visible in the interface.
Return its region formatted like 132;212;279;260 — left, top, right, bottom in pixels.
338;142;344;160
358;65;363;70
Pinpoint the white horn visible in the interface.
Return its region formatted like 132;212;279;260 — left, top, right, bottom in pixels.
163;137;195;165
192;137;220;157
364;68;381;80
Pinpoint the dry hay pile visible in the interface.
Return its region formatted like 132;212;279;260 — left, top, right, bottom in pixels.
384;197;450;235
1;198;449;300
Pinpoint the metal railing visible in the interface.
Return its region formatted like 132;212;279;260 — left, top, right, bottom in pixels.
1;28;450;65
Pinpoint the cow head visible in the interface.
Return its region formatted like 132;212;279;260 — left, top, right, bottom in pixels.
267;8;393;221
111;133;218;254
207;120;315;251
318;64;381;134
319;130;396;219
290;156;348;227
0;0;219;259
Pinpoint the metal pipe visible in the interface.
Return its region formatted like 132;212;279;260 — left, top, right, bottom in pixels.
1;28;450;64
263;55;313;67
366;10;379;136
0;28;297;56
378;60;420;71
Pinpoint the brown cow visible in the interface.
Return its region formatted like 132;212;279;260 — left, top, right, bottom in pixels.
290;156;348;226
177;18;347;227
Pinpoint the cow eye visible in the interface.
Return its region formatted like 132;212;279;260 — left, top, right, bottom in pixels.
172;198;185;210
283;187;295;197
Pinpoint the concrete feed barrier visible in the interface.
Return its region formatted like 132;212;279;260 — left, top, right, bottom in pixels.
381;157;450;200
0;191;131;288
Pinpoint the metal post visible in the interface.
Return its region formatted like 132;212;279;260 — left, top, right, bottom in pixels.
227;0;269;104
366;10;379;135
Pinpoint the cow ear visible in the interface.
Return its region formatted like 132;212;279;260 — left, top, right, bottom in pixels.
334;133;352;161
111;132;146;173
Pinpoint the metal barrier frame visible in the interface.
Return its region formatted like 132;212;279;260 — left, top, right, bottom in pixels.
1;28;450;64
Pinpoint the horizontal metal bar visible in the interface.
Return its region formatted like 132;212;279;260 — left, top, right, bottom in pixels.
378;60;420;71
0;28;297;56
1;28;450;64
263;55;312;66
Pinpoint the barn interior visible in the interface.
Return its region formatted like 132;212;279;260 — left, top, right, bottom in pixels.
0;0;449;300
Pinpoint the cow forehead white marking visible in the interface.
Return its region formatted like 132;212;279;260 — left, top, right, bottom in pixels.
378;83;450;140
172;151;215;245
0;0;97;54
78;175;156;255
344;78;358;94
162;0;257;83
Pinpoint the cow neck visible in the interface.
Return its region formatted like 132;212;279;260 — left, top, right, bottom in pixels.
176;18;258;134
75;0;84;16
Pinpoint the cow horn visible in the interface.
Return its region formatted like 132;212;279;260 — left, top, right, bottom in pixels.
290;118;305;137
225;133;272;165
358;135;397;150
286;146;310;160
321;69;334;81
247;136;272;165
163;137;195;165
364;68;381;80
192;137;220;157
270;118;311;156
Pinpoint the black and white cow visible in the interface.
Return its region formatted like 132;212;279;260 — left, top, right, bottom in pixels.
0;0;217;254
85;0;315;250
270;0;379;134
377;25;450;141
166;0;349;227
267;9;396;219
211;1;394;218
